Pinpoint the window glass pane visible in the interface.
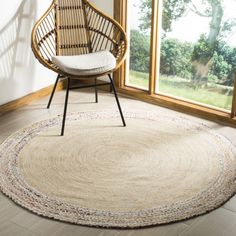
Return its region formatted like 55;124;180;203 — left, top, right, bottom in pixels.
156;0;235;111
126;0;152;90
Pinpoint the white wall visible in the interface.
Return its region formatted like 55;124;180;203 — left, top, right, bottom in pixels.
90;0;113;16
0;0;114;106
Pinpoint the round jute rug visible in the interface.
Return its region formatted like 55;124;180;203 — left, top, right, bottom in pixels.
0;111;236;228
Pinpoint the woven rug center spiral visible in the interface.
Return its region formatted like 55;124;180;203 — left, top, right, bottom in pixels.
0;111;236;228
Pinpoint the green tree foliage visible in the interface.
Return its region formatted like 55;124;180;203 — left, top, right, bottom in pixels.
159;37;236;86
160;39;193;79
138;0;152;33
139;0;191;32
162;0;191;32
210;41;236;85
192;34;217;64
130;30;150;73
211;54;232;82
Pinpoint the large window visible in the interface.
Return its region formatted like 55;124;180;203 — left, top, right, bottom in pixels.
125;0;152;90
122;0;236;115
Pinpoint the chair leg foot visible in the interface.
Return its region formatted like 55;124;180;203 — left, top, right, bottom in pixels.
47;75;60;109
95;78;98;103
61;78;70;136
108;74;126;127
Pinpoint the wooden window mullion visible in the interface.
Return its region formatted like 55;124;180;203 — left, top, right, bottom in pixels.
149;0;158;95
114;0;127;88
231;73;236;118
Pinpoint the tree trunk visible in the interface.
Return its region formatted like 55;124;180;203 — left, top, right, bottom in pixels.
192;0;223;87
207;1;223;45
192;59;213;87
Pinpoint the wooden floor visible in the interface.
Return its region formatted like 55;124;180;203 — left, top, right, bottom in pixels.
0;89;236;236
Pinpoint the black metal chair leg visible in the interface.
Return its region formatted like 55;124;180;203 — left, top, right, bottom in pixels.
95;78;98;103
61;78;71;136
108;74;126;127
47;75;60;109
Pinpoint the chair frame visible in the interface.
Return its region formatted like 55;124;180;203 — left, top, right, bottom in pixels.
31;0;127;135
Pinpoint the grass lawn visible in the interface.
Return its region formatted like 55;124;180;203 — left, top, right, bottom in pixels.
128;70;232;111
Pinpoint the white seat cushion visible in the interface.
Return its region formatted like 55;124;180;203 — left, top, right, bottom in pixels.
52;50;116;76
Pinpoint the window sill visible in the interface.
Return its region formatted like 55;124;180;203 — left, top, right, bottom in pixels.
117;86;236;127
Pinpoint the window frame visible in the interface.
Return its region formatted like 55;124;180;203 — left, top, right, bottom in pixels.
114;0;236;126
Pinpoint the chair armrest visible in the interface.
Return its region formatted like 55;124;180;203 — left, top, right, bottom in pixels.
31;1;59;73
84;1;128;69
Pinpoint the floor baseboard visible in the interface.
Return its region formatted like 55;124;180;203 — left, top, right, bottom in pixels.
0;81;65;116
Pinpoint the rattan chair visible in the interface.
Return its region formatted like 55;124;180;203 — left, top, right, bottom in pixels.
31;0;127;135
